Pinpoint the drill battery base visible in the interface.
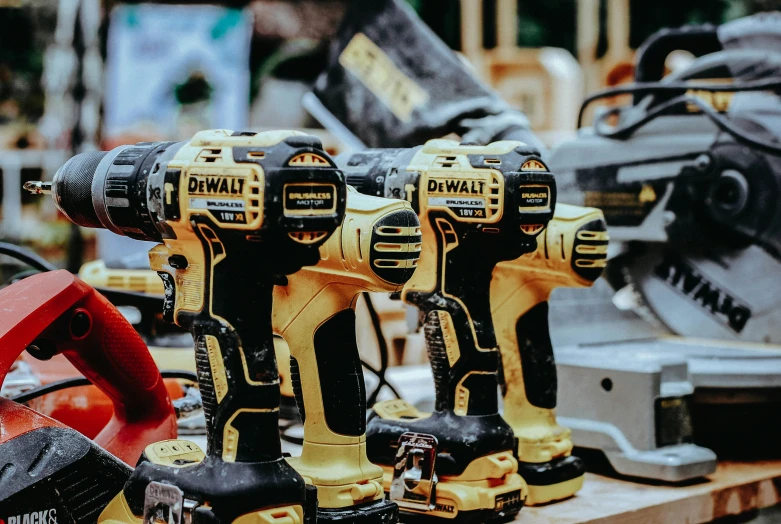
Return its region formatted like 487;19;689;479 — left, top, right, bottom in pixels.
99;440;317;524
510;414;586;505
517;457;585;506
378;460;526;523
379;364;586;507
369;400;527;523
287;441;398;523
510;413;586;505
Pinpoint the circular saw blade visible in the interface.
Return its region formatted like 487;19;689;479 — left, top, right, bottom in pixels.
622;243;781;344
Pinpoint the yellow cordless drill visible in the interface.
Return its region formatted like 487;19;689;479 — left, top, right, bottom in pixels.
492;204;609;505
341;139;556;522
26;129;347;523
273;186;421;522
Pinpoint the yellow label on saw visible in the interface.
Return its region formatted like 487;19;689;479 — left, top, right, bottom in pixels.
339;33;429;122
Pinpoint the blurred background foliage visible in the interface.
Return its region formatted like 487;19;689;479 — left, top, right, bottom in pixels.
2;0;781;124
0;3;54;123
406;0;781;53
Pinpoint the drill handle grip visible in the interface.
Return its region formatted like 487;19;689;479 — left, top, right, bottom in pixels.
0;270;177;464
419;293;500;416
160;222;284;463
289;309;367;440
407;217;502;416
507;301;557;410
408;217;499;346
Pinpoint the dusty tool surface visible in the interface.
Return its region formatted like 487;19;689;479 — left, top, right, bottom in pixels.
517;461;781;524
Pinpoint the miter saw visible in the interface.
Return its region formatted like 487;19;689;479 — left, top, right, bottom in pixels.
547;12;781;478
304;3;781;482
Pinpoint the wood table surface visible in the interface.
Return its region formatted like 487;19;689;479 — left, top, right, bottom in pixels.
517;461;781;524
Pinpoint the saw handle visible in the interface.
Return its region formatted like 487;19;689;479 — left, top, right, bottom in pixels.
634;23;721;100
0;270;176;464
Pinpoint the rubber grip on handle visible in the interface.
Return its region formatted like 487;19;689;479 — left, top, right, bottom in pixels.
312;309;366;436
514;301;557;409
423;309;455;413
189;302;282;463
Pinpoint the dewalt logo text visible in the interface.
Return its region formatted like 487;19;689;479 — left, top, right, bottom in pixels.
655;252;751;333
188;175;245;196
427;179;486;195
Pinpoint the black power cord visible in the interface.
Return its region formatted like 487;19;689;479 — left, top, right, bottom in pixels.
0;242;58;274
0;241;165;311
279;420;305;446
591;91;781;156
10;370;198;404
577;77;781;129
362;293;402;407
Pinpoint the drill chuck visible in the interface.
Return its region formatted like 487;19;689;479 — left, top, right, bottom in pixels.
50;141;181;242
51;151;108;229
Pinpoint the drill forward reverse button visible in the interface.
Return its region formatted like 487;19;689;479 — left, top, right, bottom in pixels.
167;255;189;270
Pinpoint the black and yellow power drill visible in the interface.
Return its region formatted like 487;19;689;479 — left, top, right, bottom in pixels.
491;203;608;505
273;186;421;522
340;139;556;522
26;129;347;523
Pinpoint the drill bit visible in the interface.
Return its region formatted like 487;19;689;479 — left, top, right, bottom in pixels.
24;181;52;195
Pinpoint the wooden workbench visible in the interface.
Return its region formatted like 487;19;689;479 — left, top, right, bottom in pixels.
518;461;781;523
233;434;781;523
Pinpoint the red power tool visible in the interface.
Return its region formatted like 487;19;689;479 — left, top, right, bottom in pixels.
0;270;177;523
12;353;186;441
